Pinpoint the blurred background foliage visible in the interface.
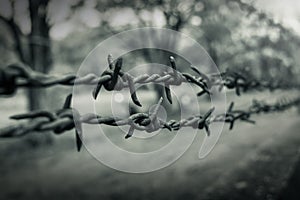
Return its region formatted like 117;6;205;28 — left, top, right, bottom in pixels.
52;0;300;80
0;0;300;111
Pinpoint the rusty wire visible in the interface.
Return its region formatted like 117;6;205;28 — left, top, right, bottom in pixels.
1;55;299;107
1;93;300;152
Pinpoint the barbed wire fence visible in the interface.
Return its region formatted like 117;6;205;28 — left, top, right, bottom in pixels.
1;55;300;151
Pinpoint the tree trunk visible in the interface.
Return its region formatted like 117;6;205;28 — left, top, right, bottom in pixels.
25;0;53;146
28;0;52;111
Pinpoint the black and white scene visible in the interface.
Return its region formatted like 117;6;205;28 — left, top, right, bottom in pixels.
0;0;300;199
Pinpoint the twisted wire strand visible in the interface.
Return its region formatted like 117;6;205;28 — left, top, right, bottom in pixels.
1;94;299;151
1;55;299;107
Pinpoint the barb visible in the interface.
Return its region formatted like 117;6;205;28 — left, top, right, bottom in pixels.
1;94;300;152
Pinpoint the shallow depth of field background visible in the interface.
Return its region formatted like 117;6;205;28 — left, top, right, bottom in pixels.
1;0;300;199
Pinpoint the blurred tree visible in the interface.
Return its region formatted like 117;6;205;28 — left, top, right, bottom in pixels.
0;0;51;110
28;0;52;110
228;0;300;82
0;0;101;110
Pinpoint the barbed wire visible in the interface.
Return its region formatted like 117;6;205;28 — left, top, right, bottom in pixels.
1;54;300;152
1;55;300;107
1;93;299;151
